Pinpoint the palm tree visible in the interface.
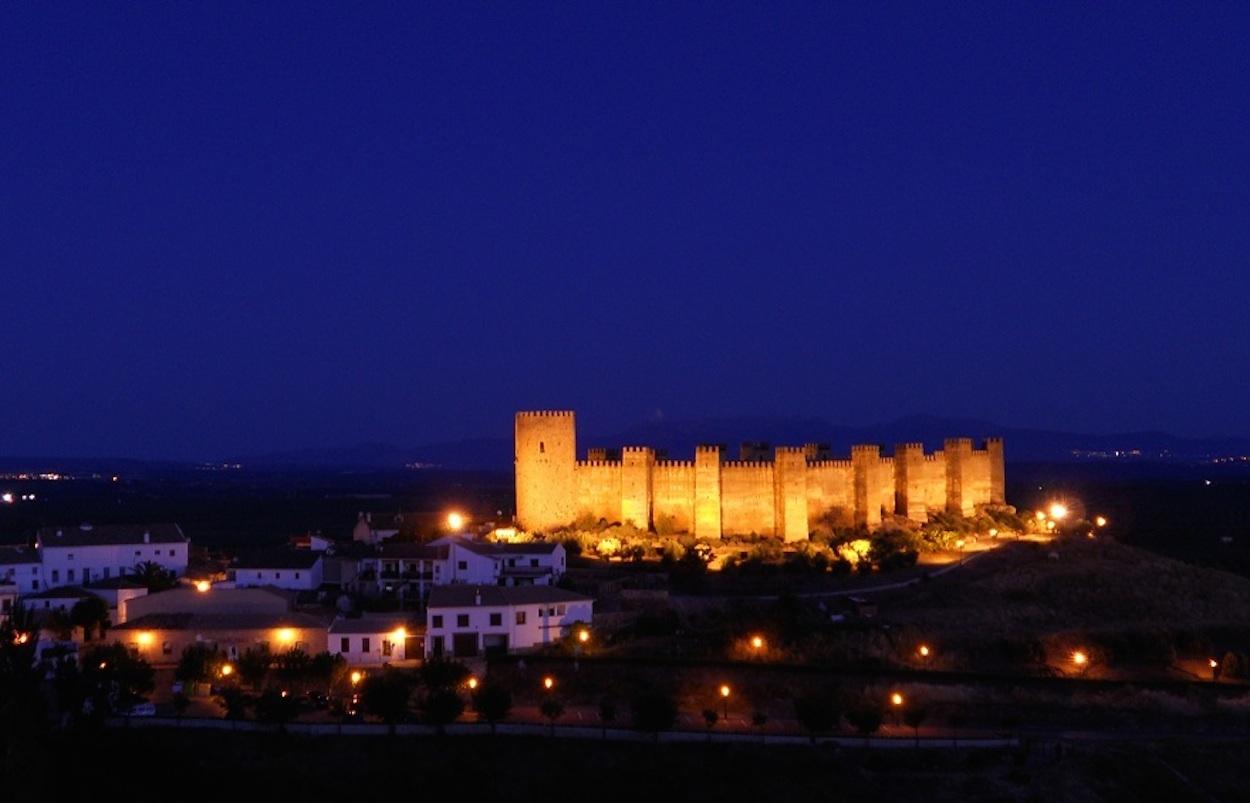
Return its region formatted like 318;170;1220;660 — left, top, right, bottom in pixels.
130;561;178;592
793;690;839;745
69;596;109;641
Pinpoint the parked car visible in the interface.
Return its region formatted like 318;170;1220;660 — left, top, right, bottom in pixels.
124;701;157;717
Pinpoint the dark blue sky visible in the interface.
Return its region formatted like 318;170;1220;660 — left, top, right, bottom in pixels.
3;4;1249;459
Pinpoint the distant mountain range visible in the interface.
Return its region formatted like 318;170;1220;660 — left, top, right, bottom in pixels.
235;416;1250;471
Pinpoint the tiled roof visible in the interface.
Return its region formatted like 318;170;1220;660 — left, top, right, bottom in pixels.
25;585;93;600
378;543;448;560
0;545;40;565
233;548;323;570
112;611;330;632
328;615;424;635
427;584;592;609
37;524;187;548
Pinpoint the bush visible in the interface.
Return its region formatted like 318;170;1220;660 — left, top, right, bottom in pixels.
632;689;678;735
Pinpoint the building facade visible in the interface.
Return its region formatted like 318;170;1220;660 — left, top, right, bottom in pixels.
424;585;593;658
515;410;1007;538
36;524;189;588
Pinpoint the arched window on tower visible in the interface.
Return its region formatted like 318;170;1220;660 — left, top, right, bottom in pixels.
540;442;545;453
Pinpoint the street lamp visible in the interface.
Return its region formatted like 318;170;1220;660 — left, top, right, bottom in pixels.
350;670;363;686
543;675;555;691
447;512;465;531
466;676;479;690
195;580;211;593
917;644;930;659
1048;503;1069;521
1072;650;1088;668
719;684;731;719
750;635;764;652
578;628;590;644
220;663;234;677
1095;516;1108;528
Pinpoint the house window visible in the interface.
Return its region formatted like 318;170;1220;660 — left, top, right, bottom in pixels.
135;550;141;556
457;614;469;627
383;640;393;658
31;580;38;590
516;611;526;625
67;570;75;583
67;553;74;560
51;570;59;583
556;604;566;615
256;572;262;580
432;615;443;628
275;572;281;580
458;561;467;571
103;567;110;579
341;637;350;652
539;441;545;453
530;559;539;567
489;613;501;626
294;572;301;580
362;638;371;653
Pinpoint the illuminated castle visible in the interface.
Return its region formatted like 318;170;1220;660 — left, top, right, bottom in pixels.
514;411;1005;539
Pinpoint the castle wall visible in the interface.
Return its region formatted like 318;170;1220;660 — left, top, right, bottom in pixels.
720;462;776;536
805;460;853;524
652;461;695;533
515;410;1006;537
574;460;622;524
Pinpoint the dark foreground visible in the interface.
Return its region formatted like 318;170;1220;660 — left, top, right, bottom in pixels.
4;727;1243;802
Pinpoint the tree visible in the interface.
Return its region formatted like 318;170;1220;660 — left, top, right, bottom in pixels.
1;605;46;774
131;561;178;592
632;689;677;740
418;658;470;691
43;609;73;641
948;710;966;751
423;688;464;734
846;701;883;745
80;643;154;714
69;596;109;642
237;646;271;689
540;698;565;737
176;643;221;683
752;710;769;743
473;683;512;734
273;648;312;692
254;688;300;730
309;651;348;695
362;671;414;734
793;691;840;744
702;708;718;741
598;696;618;739
903;705;928;748
172;692;190;721
218;687;249;720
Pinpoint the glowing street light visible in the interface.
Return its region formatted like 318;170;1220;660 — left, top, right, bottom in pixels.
577;628;590;644
1072;650;1088;667
918;644;931;659
890;692;904;707
136;631;154;647
220;663;234;677
276;628;296;645
1095;516;1108;528
719;684;731;718
1046;520;1056;531
447;512;465;531
1035;511;1046;522
350;670;363;686
543;675;555;691
195;580;211;593
750;635;764;651
466;676;479;690
1048;503;1069;521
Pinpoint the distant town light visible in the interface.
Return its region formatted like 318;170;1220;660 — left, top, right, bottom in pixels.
447;512;466;531
1048;503;1069;521
195;580;211;593
1209;658;1219;669
1046;520;1056;531
1035;511;1046;521
0;493;12;505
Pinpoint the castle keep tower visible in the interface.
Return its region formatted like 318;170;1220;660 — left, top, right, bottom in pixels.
514;411;577;533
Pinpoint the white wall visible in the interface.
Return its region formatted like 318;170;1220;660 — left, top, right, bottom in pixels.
40;542;188;589
0;562;42;594
233;558;323;591
424;599;592;657
330;631;411;666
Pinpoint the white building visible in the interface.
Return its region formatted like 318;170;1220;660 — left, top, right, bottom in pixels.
0;545;43;594
230;549;324;591
0;582;16;622
328;613;423;666
352;512;402;545
36;524;189;589
428;537;567;586
424;585;593;659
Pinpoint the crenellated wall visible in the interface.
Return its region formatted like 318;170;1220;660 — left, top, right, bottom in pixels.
515;411;1007;536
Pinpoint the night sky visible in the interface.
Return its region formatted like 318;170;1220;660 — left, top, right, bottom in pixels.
3;4;1249;460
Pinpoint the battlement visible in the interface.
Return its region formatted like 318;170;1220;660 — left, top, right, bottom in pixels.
944;437;973;450
695;444;724;454
576;460;622;468
878;456;894;465
923;453;939;462
775;446;805;456
622;446;655;455
655;459;695;469
850;444;881;456
722;460;773;469
985;437;1003;447
895;442;924;453
516;410;575;418
808;458;852;468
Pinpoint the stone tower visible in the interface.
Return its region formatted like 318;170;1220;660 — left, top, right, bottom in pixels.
893;442;927;522
944;437;975;516
514;411;577;533
773;446;809;542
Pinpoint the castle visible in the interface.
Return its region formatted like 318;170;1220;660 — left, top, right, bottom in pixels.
515;411;1006;540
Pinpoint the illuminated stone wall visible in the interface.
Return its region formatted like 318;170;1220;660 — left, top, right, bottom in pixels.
514;411;1006;536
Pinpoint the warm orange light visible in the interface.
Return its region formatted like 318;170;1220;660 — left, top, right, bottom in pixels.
578;628;590;644
220;663;234;677
1035;511;1046;521
136;631;154;647
1209;658;1219;669
1048;503;1069;521
276;628;296;644
13;632;28;645
1095;516;1108;528
750;635;764;650
890;692;904;707
194;580;211;593
447;512;465;531
918;644;930;658
467;676;479;690
543;676;555;690
988;528;998;538
392;627;407;642
350;670;363;686
98;661;107;669
719;684;731;699
1046;520;1056;531
1072;650;1088;666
